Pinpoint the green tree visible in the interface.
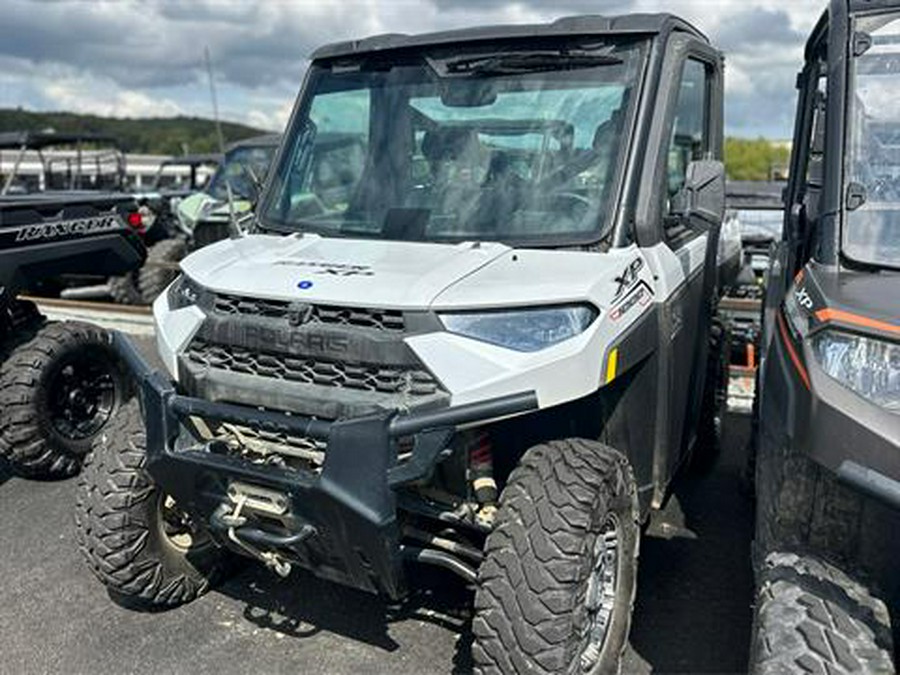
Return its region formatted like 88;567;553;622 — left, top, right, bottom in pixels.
724;137;791;181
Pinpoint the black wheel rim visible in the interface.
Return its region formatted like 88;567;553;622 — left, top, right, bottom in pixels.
579;514;621;672
46;350;117;441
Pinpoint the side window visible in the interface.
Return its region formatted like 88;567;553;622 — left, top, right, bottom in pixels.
667;59;710;198
283;90;371;219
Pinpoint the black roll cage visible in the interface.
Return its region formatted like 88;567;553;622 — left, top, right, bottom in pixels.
785;0;900;274
0;132;127;195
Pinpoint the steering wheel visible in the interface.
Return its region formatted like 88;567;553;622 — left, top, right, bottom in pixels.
548;191;593;220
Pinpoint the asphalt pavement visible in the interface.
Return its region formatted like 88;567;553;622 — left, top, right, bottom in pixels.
0;335;754;675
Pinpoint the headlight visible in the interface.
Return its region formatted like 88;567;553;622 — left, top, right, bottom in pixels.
167;274;207;310
811;330;900;411
439;304;598;353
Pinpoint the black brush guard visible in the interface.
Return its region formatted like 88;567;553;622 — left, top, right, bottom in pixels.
112;331;537;598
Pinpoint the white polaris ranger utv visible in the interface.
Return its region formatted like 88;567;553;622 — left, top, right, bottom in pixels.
76;13;727;674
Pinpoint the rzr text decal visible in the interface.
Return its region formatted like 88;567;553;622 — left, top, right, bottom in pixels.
11;215;123;243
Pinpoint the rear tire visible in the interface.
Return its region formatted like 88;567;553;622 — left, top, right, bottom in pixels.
472;439;640;674
751;551;894;674
75;400;228;608
0;321;130;479
139;238;187;304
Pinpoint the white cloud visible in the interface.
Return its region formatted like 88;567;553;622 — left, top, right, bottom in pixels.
42;75;183;118
0;0;831;137
246;98;294;132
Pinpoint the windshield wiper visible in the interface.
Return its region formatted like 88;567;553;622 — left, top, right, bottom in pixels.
445;51;623;75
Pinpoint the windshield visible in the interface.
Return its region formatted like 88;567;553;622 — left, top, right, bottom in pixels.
207;145;276;201
845;12;900;268
259;39;644;245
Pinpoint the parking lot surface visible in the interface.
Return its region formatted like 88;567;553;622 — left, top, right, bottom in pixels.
0;339;754;675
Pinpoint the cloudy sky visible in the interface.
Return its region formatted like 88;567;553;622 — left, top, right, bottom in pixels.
0;0;825;139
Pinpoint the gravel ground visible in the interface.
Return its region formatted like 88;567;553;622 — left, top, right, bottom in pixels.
0;336;754;675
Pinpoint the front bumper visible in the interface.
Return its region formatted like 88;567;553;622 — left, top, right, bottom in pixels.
112;331;536;598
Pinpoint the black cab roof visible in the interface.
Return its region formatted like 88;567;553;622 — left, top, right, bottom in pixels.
310;13;709;61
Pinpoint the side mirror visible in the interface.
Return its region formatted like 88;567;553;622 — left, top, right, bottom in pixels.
670;159;725;227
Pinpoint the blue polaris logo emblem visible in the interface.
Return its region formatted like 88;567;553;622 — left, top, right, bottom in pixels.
297;280;314;290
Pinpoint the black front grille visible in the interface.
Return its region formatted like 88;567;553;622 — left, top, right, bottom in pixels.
212;294;405;332
213;294;291;318
187;340;440;396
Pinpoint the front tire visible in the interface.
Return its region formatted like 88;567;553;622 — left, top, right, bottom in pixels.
472;439;640;674
0;321;130;478
75;400;228;608
750;552;894;675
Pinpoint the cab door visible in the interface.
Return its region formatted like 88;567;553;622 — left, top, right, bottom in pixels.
662;53;723;479
632;37;724;503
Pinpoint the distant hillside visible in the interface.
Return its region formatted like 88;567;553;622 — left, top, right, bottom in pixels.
0;108;269;156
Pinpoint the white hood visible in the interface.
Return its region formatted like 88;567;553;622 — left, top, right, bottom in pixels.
180;233;511;309
431;246;645;311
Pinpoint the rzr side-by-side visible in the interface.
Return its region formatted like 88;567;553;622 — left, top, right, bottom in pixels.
75;15;727;673
0;193;144;477
750;2;900;673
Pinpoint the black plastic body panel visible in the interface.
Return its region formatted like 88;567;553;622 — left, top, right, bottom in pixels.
600;307;660;514
0;192;145;306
